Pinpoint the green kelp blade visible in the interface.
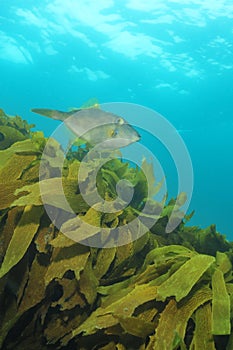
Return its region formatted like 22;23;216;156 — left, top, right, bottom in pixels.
72;284;158;337
12;178;88;212
93;247;116;279
0;205;43;279
142;244;195;270
11;182;42;207
117;315;155;338
60;207;103;243
60;217;100;243
49;232;78;248
183;210;195;223
175;191;187;207
153;299;179;350
0;108;7;117
215;251;232;275
140;158;156;197
72;136;88;147
157;254;215;302
193;303;216;350
212;268;231;335
172;332;187;350
98;279;135;304
226;283;233;319
153;286;212;350
0;182;28;209
100;283;158;317
140;158;164;198
176;286;212;340
0;139;40;169
66;159;80;180
44;244;90;285
79;258;99;305
0;208;23;261
161;193;186;220
51;278;86;311
0;125;26;149
18;255;47;314
0;153;37;182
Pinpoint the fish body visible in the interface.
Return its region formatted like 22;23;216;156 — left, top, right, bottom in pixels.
31;107;140;149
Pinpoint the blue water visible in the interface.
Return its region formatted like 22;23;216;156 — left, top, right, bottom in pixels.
0;1;233;238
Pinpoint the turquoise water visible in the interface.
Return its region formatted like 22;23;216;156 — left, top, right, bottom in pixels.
0;1;232;238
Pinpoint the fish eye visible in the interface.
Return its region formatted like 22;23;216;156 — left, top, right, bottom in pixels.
116;117;124;125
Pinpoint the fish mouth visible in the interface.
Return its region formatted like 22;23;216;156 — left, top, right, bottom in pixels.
135;130;141;141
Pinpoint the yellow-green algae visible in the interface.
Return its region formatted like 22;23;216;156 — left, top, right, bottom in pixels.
0;110;233;350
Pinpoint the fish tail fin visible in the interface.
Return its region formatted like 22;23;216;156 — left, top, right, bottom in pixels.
31;108;68;121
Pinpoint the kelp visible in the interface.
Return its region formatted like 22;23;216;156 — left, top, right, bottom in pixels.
0;205;43;279
157;254;215;302
1;110;233;350
0;110;33;150
212;268;231;335
192;303;215;350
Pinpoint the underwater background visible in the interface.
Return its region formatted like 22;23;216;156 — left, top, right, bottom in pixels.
0;0;233;238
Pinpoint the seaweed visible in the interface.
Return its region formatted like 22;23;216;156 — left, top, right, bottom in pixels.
1;110;233;349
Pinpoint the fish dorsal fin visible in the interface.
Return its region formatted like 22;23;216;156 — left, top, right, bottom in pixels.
69;98;100;112
80;98;100;109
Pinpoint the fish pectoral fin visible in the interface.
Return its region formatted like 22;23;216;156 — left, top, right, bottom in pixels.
31;108;67;121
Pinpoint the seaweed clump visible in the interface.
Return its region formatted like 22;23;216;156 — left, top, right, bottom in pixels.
0;110;233;350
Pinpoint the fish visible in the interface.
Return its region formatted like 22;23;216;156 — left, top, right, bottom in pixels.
31;105;140;149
